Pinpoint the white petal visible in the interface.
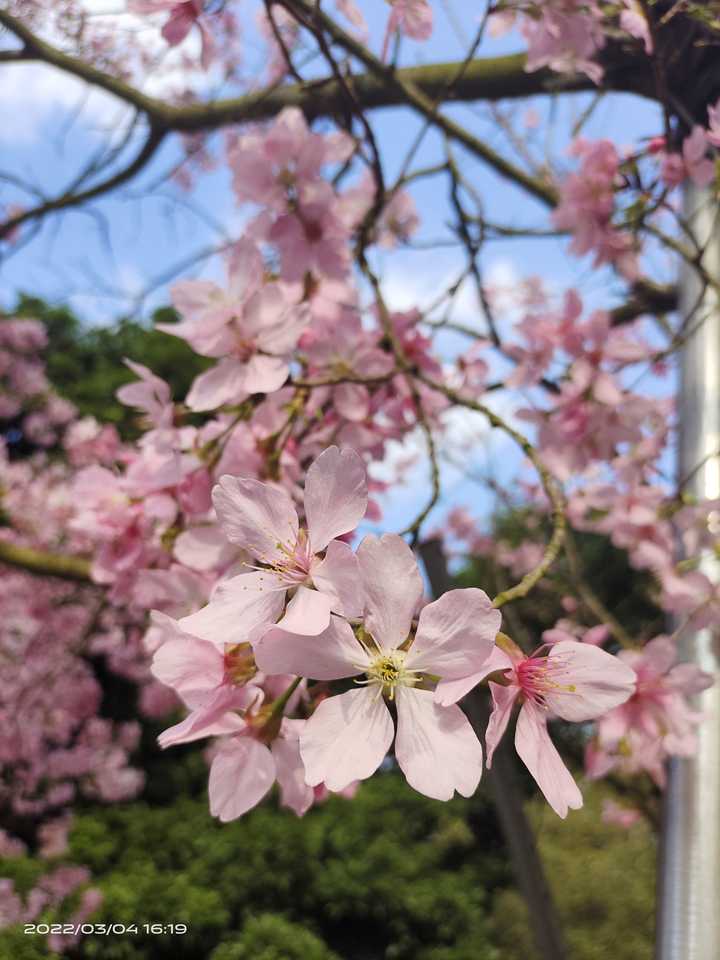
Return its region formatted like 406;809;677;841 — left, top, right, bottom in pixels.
394;688;483;801
300;688;393;791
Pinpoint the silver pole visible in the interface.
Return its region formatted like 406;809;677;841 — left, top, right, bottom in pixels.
656;183;720;960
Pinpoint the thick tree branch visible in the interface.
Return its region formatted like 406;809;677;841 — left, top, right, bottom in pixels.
0;7;597;126
0;540;92;582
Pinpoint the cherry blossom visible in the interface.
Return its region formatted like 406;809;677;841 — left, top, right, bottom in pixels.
587;635;714;786
272;534;501;800
181;445;368;641
477;635;635;817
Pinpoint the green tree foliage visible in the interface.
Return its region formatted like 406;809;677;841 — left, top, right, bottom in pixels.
209;915;341;960
0;776;656;960
492;786;656;960
2;775;503;960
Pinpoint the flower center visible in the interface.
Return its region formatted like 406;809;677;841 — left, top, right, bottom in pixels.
359;649;421;700
223;642;257;685
269;528;314;585
516;656;577;709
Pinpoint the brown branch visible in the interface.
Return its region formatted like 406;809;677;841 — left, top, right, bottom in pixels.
0;540;92;581
0;3;596;127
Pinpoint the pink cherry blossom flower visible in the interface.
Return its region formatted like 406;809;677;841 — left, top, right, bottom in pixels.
182;446;368;644
288;534;500;800
150;613;261;748
385;0;433;46
660;127;715;189
479;637;635;818
209;717;313;820
523;6;605;83
682;126;716;187
162;242;308;411
620;1;652;54
588;635;714;786
707;97;720;148
129;1;213;65
116;359;173;428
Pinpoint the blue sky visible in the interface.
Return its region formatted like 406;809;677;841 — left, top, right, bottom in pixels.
0;2;673;535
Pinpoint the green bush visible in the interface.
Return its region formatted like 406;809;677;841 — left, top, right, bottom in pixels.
209;915;340;960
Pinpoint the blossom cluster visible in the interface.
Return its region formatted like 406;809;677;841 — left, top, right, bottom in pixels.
149;446;639;820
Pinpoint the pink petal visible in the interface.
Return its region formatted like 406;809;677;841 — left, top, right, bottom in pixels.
408;588;500;679
209;737;276;821
272;723;315;816
151;623;224;703
311;539;364;617
485;680;518;766
435;645;513;707
638;635;677;675
255;614;363;680
173;526;236;571
158;686;253;748
666;663;715;695
300;688;393;791
394;687;483;800
236;354;289;395
186;359;248;411
275;585;333;636
333;383;369;421
179;571;286;646
244;286;308;354
212;475;299;565
161;7;195;46
304;446;368;553
514;702;583;819
543;641;636;722
357;533;423;649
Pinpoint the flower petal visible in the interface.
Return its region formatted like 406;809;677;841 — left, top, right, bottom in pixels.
409;588;501;678
434;646;513;707
300;688;393;791
544;640;636;722
179;571;285;646
357;533;423;649
236;354;289;395
485;680;518;766
150;621;224;704
304;446;368;553
209;737;276;822
186;359;247;412
394;687;483;801
254;614;364;680
212;476;299;565
311;539;364;618
514;702;583;819
272;722;315;817
158;686;254;748
275;585;332;636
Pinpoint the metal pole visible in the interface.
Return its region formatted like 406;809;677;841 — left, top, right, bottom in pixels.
656;183;720;960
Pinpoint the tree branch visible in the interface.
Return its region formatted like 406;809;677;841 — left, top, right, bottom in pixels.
0;125;166;241
0;540;91;582
0;6;598;126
